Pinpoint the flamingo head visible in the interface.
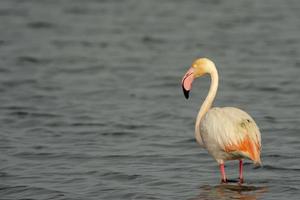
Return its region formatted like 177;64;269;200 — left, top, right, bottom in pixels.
181;58;216;99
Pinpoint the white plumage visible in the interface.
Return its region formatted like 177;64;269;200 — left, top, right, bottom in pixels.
200;107;261;164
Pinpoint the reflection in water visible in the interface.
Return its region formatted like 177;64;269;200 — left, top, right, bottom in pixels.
191;184;268;200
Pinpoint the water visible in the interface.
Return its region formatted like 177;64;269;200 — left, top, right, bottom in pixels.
0;0;300;199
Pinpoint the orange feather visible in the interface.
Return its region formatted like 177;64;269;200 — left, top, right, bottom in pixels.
224;135;261;163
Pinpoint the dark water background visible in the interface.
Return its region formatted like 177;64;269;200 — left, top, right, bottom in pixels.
1;0;300;199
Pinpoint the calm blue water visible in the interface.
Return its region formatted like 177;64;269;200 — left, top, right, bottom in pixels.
0;0;300;199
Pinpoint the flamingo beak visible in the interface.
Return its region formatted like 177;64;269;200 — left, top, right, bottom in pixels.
181;67;195;99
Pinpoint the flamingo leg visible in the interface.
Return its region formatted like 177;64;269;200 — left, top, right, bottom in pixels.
239;160;244;184
219;163;227;183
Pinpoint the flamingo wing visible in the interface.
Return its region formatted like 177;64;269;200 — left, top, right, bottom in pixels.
200;107;261;164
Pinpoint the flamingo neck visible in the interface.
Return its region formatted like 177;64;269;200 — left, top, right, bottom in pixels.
195;67;219;145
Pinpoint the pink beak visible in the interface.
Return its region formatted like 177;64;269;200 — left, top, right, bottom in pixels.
181;67;195;99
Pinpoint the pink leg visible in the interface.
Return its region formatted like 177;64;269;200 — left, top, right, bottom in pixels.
239;160;244;184
219;163;227;183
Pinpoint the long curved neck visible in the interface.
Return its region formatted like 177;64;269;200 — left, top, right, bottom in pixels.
195;67;219;145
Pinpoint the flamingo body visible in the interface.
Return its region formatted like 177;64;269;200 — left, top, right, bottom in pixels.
181;58;262;183
200;107;261;165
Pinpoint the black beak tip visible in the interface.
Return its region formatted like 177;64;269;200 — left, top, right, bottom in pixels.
182;84;190;99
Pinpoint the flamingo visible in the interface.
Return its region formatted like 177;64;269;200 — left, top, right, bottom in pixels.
181;58;262;184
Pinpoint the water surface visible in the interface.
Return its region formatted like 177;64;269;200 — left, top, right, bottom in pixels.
0;0;300;199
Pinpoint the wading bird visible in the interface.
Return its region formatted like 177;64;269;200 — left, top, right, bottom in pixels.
181;58;262;183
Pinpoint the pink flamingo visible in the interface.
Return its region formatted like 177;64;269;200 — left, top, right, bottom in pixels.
181;58;262;183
